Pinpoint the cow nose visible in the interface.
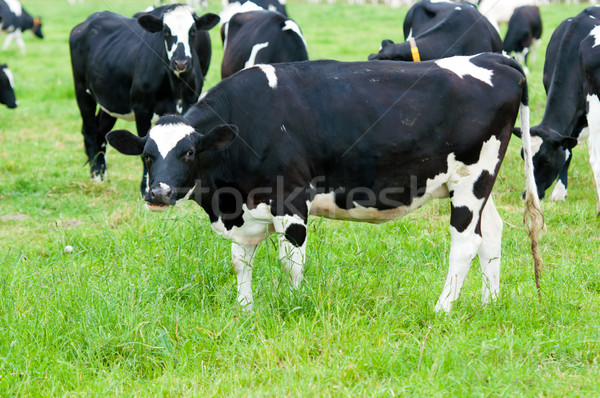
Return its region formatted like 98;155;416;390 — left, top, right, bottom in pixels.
175;60;189;71
147;185;174;205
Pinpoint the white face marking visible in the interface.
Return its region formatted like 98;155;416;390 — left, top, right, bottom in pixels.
267;4;277;12
244;42;269;69
435;55;494;86
530;135;543;157
282;20;307;48
3;67;15;90
159;182;170;190
4;0;23;17
149;122;195;158
163;6;195;61
255;64;278;88
590;25;600;48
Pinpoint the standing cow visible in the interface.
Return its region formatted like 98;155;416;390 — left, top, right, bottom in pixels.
220;0;287;25
107;54;543;313
0;63;16;108
221;10;307;78
0;0;43;54
69;5;219;191
503;6;543;74
513;7;600;201
368;1;502;61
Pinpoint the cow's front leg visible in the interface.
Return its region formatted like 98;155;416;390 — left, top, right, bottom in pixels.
232;242;257;311
15;30;26;55
273;215;307;290
133;110;153;195
588;116;600;215
2;31;15;51
550;151;572;201
478;197;503;305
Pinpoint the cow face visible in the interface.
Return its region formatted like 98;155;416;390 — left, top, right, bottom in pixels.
107;116;236;210
32;18;43;39
515;127;577;199
0;64;17;109
137;7;219;75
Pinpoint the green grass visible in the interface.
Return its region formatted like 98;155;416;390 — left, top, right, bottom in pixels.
1;0;599;395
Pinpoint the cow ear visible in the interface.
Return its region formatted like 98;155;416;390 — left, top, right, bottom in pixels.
137;14;164;33
106;130;146;156
512;127;522;139
559;136;578;150
197;124;238;152
382;39;394;48
194;13;220;31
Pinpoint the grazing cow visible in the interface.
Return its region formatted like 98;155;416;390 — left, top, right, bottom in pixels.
513;7;600;201
107;54;544;313
221;10;308;78
368;1;502;62
503;6;543;74
220;0;287;25
0;0;43;54
0;63;16;108
69;5;219;190
580;25;600;214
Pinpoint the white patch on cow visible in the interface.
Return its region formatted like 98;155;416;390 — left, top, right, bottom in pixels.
282;20;307;48
159;182;170;191
232;242;257;310
3;67;15;90
273;214;306;288
550;180;567;201
455;6;462;10
211;203;274;245
255;64;278;88
244;42;269;69
219;1;263;24
587;93;600;213
163;6;195;60
530;135;543;157
406;28;413;40
149;122;195;158
4;0;22;17
429;0;452;3
590;25;600;48
268;4;277;12
222;21;230;53
99;104;135;122
435;55;494;86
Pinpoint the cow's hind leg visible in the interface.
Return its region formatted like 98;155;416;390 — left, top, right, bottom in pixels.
587;97;600;215
232;242;258;311
478;197;502;305
273;214;307;290
74;85;106;181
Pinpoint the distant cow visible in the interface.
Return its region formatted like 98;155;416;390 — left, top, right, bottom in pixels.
221;10;307;78
107;54;543;313
368;1;502;62
0;0;43;54
69;5;219;190
220;0;287;25
0;63;16;108
580;25;600;214
479;0;539;32
503;6;542;74
513;7;600;202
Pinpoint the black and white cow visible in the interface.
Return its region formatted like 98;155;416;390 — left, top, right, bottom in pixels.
580;25;600;214
503;6;542;74
368;0;502;62
107;54;543;313
220;0;287;25
221;10;307;79
69;5;219;190
0;63;16;109
513;7;600;201
0;0;43;54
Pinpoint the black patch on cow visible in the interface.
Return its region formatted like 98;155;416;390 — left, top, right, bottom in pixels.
450;205;473;233
454;140;484;165
473;171;494;199
285;223;306;247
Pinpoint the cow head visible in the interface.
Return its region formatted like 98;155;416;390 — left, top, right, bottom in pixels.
137;7;219;75
32;17;43;39
107;115;237;210
514;126;577;199
0;64;17;109
368;40;405;61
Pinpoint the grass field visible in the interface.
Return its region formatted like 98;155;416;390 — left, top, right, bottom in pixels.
1;0;599;395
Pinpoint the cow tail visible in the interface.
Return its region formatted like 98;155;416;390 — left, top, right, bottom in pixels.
519;80;545;301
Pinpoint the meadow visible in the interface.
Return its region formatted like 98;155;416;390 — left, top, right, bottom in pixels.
1;0;599;395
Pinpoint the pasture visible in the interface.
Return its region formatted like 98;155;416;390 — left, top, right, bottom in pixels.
1;0;599;395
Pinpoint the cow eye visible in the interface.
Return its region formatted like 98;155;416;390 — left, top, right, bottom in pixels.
184;150;195;159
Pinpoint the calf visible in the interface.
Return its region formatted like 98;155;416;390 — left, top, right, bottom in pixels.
221;10;307;78
0;0;43;54
107;54;543;313
503;6;543;74
513;7;600;201
580;25;600;214
0;63;16;108
220;0;287;25
368;1;502;61
69;5;219;191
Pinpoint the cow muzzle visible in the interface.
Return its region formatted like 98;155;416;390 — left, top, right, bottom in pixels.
145;184;175;211
172;59;191;73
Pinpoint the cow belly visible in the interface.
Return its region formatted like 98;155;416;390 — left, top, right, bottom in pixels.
99;103;135;122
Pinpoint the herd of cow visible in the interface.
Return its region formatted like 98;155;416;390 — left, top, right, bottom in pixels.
1;0;599;312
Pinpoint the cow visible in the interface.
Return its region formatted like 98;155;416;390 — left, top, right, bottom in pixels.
513;7;600;202
478;0;540;32
220;0;287;25
106;54;544;314
69;5;219;192
0;63;16;109
0;0;43;54
221;10;308;79
580;25;600;215
368;1;502;62
503;6;543;74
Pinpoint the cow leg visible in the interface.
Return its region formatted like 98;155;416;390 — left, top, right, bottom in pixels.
435;195;483;313
134;111;153;195
272;215;307;290
232;242;257;311
588;101;600;215
15;30;25;55
2;31;16;51
550;152;572;201
74;85;106;181
477;197;502;305
94;110;117;180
